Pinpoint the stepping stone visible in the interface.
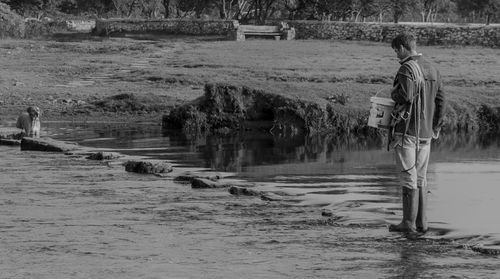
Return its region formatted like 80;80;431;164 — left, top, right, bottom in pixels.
191;177;230;189
21;137;81;152
86;152;121;160
0;127;24;140
124;160;173;174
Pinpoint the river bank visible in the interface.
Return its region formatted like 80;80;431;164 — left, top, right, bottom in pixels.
1;35;499;133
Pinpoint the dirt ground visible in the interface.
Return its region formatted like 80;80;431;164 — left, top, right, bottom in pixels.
1;34;499;124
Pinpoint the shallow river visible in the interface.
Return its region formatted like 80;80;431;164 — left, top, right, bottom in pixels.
1;122;499;278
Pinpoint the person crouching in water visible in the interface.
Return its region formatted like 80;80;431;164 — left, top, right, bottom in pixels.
16;106;41;138
388;33;446;234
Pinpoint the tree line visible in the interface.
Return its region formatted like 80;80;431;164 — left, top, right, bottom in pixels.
1;0;498;25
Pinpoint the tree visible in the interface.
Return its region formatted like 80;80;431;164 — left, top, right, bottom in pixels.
456;0;499;24
318;0;353;21
370;0;391;22
477;0;499;24
1;0;53;17
212;0;251;19
389;0;416;23
282;0;319;20
241;0;280;23
416;0;453;22
352;0;380;22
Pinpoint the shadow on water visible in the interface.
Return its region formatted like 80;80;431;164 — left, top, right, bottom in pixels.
44;121;500;245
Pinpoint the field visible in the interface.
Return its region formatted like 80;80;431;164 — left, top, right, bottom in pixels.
0;34;499;126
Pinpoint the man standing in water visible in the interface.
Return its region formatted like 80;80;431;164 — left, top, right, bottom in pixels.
388;33;446;234
16;106;41;138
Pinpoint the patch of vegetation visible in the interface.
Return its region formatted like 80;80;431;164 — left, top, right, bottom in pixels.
92;93;171;114
163;81;499;140
164;83;375;138
477;104;500;133
0;3;25;38
24;20;69;38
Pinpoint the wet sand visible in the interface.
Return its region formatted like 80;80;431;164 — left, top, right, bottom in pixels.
1;131;500;278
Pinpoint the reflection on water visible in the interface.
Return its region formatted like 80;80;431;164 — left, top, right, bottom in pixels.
44;122;500;244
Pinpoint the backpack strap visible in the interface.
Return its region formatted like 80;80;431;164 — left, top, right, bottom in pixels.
388;59;425;155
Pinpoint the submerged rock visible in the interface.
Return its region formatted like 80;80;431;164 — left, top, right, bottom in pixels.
174;173;222;184
21;137;81;152
228;186;261;197
461;244;500;256
86;152;121;160
191;177;230;189
321;209;334;217
174;171;225;183
0;138;21;146
471;245;500;255
260;192;285;201
124;160;173;174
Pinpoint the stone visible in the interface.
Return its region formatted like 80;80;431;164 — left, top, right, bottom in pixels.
471;245;500;255
0;138;21;146
173;175;195;183
124;160;173;174
228;186;261;197
321;209;334;217
191;177;229;189
0;127;24;140
174;173;221;183
20;137;81;152
260;192;285;201
86;152;121;160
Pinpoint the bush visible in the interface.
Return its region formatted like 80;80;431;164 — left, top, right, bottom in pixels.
24;20;69;38
477;104;500;133
0;3;25;38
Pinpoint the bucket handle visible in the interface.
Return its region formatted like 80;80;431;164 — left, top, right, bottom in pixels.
373;88;385;97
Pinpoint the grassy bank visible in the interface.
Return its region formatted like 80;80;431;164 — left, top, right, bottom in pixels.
0;35;498;132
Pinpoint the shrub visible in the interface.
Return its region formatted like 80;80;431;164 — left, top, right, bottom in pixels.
0;3;25;38
477;104;500;133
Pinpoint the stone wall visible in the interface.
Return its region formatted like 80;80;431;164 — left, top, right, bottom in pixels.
276;21;500;47
93;19;237;36
94;19;499;47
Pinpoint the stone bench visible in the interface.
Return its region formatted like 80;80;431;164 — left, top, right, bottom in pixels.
234;24;295;41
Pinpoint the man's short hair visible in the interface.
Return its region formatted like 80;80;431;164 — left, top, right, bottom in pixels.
391;33;417;51
27;106;41;117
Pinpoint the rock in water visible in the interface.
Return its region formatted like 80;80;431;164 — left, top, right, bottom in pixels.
124;160;173;174
0;127;24;140
191;177;229;189
20;137;81;152
228;186;261;196
87;152;121;160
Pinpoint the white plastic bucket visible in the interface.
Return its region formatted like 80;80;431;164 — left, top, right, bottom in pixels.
368;97;395;129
